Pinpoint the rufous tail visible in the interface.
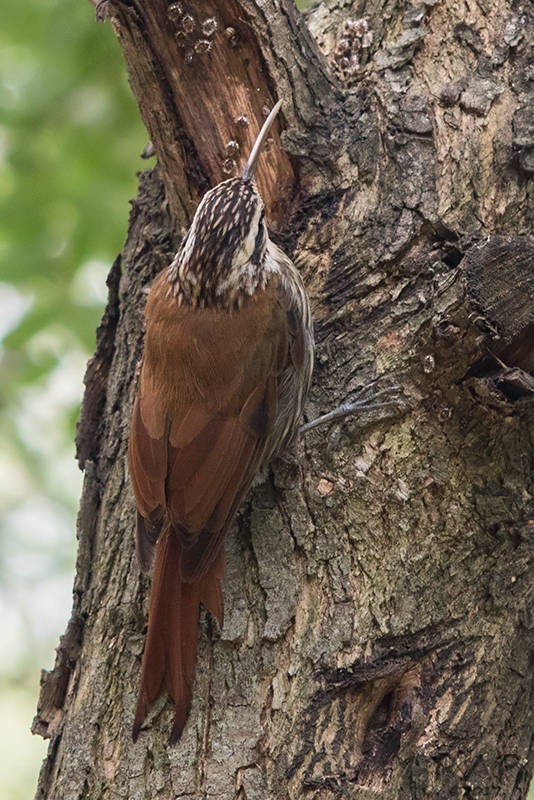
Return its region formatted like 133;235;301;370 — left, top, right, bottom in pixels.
133;527;223;743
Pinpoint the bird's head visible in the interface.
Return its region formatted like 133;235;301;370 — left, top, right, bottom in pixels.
179;176;267;281
173;101;282;305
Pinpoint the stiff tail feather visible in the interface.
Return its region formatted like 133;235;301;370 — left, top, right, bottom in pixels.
133;527;223;743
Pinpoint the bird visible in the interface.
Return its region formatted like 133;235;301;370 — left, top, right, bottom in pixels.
128;100;314;743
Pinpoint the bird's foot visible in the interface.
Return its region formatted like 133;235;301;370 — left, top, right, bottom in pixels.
301;380;409;434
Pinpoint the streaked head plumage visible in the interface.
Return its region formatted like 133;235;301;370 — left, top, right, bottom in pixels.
179;177;266;279
169;101;282;306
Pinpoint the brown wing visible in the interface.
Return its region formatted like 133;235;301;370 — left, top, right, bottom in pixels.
128;275;290;578
128;396;167;569
165;376;278;581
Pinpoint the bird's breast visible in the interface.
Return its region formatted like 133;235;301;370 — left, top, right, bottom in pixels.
139;270;288;418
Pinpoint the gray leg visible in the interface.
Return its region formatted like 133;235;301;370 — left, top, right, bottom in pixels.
301;382;408;434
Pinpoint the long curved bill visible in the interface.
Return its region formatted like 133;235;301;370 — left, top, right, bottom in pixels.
242;99;283;181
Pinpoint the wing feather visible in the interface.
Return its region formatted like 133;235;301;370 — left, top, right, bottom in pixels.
129;397;168;567
129;280;302;573
129;268;312;740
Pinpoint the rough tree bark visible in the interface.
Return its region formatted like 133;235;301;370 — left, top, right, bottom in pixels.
33;0;533;798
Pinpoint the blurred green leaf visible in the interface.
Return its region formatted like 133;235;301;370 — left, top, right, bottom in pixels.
0;4;146;778
0;0;146;391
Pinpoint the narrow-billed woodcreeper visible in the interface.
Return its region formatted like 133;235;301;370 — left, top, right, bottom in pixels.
128;101;314;742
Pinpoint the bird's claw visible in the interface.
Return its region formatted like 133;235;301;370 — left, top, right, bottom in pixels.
301;381;409;434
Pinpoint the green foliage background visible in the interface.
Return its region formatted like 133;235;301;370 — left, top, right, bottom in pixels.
0;0;145;796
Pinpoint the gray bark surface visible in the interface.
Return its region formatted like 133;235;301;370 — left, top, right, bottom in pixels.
34;1;534;798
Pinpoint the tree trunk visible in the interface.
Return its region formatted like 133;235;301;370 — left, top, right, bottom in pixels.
34;1;534;798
